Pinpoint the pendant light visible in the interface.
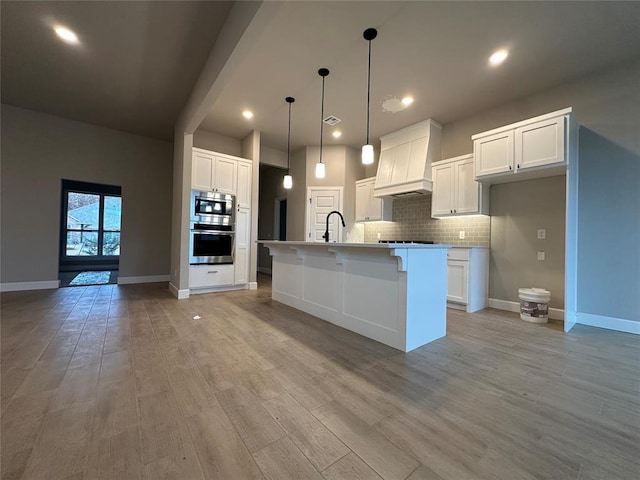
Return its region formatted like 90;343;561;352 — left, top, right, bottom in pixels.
315;68;330;179
283;96;295;190
362;27;377;165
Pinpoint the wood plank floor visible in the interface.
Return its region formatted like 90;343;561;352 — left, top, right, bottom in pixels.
1;277;639;480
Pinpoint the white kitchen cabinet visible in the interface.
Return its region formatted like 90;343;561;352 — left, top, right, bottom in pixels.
236;160;252;209
355;177;392;222
432;154;488;217
473;108;576;184
192;147;237;194
446;247;489;313
234;206;250;285
189;264;235;289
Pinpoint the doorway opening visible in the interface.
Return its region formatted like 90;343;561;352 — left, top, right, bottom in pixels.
258;164;288;275
59;179;122;287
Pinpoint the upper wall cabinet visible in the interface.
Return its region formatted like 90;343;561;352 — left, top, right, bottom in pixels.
431;154;488;217
192;147;237;194
473;108;577;184
355;177;392;222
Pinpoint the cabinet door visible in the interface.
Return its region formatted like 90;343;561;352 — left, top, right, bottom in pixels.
355;181;370;221
454;158;479;214
192;151;214;191
236;160;252;208
447;260;468;304
214;157;237;194
474;131;514;178
367;182;385;221
234;207;250;285
515;116;565;171
431;163;455;216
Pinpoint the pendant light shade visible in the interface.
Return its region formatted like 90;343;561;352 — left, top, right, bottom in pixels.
362;144;374;165
283;96;295;190
316;68;330;179
362;27;377;165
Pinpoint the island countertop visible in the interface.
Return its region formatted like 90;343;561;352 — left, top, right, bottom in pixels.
259;240;451;249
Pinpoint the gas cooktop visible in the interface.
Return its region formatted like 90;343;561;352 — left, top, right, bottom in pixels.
377;240;434;244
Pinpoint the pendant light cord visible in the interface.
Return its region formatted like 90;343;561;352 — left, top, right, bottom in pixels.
366;38;372;145
320;75;325;164
287;101;292;173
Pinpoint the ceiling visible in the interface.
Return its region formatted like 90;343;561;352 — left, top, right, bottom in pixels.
1;1;233;140
2;1;639;150
200;1;640;151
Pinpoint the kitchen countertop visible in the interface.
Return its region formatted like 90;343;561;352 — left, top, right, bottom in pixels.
259;240;450;249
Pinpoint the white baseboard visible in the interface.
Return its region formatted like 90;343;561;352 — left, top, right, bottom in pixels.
117;275;171;285
576;313;640;335
488;298;565;321
248;281;258;290
169;282;190;300
257;267;272;275
0;280;60;292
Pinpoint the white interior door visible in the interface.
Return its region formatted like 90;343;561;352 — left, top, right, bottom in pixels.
306;187;343;243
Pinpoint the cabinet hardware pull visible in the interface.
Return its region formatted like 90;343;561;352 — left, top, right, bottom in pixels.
517;164;520;169
454;209;457;213
450;210;453;213
509;165;512;170
207;271;218;274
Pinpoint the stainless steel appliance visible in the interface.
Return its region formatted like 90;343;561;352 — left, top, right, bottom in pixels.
191;191;235;228
190;192;236;264
190;223;234;265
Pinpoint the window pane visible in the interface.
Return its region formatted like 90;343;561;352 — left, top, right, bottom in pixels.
67;192;100;230
104;196;122;231
66;231;98;256
102;232;120;256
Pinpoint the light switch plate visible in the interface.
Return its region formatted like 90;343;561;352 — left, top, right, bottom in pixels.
537;250;545;261
537;229;546;240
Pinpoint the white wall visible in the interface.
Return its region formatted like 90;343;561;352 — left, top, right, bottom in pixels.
261;146;287;169
1;105;173;284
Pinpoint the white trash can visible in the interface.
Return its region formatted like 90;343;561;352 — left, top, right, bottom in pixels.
518;288;551;323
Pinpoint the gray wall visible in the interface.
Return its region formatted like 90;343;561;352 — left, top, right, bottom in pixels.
441;59;640;320
577;129;639;321
490;177;566;308
193;128;242;157
286;148;307;241
1;105;173;283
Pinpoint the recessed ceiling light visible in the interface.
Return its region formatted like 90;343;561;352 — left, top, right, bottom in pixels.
401;96;414;106
332;131;342;138
54;26;79;44
489;49;509;66
242;110;253;119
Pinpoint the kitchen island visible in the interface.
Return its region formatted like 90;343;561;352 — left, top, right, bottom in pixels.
261;241;450;352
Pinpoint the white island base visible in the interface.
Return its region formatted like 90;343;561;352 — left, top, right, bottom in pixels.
261;241;450;352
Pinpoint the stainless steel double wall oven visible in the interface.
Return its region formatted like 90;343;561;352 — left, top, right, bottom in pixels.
190;191;235;264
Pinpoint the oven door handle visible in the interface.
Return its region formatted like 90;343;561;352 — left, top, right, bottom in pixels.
191;230;235;235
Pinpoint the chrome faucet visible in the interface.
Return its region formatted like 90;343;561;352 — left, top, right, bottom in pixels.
323;210;345;243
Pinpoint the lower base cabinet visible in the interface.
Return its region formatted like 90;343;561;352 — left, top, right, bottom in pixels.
447;247;489;313
189;264;234;289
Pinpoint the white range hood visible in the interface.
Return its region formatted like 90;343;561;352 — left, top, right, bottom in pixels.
374;119;442;198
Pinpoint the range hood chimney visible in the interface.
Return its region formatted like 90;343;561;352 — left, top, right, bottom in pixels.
373;119;442;198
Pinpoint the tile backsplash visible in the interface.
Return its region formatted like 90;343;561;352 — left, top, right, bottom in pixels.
363;195;490;246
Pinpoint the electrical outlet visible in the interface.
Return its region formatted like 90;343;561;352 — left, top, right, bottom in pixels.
537;250;545;261
377;232;381;240
459;230;465;239
537;229;546;240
